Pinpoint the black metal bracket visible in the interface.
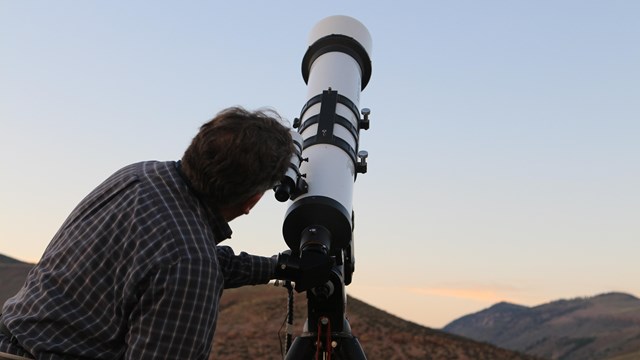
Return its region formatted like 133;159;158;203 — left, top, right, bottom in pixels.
298;89;362;172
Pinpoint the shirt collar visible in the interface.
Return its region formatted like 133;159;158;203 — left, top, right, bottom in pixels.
174;160;233;243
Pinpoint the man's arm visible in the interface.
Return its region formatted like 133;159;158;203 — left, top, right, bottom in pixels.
216;245;276;289
125;259;219;360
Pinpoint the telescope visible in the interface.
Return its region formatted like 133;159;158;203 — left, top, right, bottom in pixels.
273;15;372;359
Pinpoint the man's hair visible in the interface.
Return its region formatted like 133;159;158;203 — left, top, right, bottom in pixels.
181;107;294;207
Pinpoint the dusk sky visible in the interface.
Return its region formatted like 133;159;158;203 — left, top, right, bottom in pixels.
1;1;638;328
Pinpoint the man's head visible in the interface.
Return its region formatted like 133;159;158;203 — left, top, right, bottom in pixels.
181;107;294;221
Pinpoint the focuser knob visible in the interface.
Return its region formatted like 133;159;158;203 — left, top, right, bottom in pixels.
359;108;371;130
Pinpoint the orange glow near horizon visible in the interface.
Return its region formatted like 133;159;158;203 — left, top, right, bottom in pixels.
408;285;527;305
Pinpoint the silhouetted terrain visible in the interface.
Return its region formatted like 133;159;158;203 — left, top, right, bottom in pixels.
444;293;640;360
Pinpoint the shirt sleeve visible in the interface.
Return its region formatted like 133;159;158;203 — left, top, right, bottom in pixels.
215;245;276;289
125;259;220;360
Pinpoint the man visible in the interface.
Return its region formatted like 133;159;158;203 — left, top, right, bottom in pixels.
0;107;294;359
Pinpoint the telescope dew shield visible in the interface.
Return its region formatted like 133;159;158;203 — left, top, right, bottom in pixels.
283;16;372;253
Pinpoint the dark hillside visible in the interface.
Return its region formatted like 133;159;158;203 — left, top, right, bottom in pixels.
212;285;540;359
0;253;29;265
0;254;33;305
0;253;539;359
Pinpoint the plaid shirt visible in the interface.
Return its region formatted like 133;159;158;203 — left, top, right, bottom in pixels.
0;161;276;360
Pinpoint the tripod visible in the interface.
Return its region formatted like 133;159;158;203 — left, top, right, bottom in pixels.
283;246;366;359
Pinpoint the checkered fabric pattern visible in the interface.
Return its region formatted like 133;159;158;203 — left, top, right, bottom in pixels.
0;161;275;359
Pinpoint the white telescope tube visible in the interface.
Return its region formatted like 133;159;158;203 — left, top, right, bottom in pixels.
283;15;372;252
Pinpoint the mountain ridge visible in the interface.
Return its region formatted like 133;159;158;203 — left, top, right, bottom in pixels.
4;252;639;359
0;253;32;265
211;285;541;359
443;292;640;360
0;253;537;359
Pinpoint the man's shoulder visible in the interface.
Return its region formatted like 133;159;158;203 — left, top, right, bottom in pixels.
117;160;175;177
99;161;169;186
105;161;179;191
72;161;179;222
125;161;209;234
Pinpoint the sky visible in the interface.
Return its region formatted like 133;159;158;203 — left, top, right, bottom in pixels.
1;1;638;329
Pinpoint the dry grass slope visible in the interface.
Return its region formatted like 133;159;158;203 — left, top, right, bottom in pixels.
0;254;539;359
211;285;540;360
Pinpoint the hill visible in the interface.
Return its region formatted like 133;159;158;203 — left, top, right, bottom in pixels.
443;292;640;360
0;254;30;265
0;254;33;305
211;285;539;359
1;253;536;359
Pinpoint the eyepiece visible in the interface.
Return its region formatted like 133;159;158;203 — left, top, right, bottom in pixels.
274;182;293;202
273;130;306;202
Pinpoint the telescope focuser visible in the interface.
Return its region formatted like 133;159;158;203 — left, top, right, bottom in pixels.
274;226;334;292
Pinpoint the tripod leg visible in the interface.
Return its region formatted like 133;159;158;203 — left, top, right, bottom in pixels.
335;336;367;359
285;335;367;360
285;336;316;360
